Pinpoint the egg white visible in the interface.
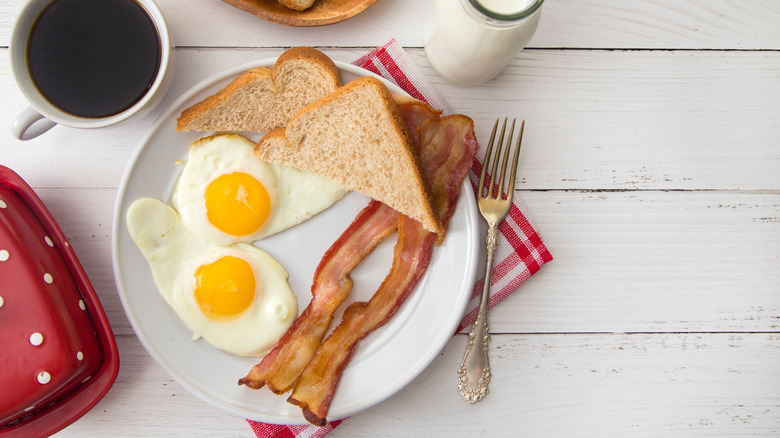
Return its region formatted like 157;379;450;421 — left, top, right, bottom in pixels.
172;133;346;246
127;197;297;357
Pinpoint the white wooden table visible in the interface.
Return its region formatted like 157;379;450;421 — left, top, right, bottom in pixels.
2;0;779;436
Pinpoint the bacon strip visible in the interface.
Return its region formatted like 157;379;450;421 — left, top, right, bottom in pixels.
288;114;478;425
289;215;435;426
239;99;441;393
418;115;479;239
239;200;398;393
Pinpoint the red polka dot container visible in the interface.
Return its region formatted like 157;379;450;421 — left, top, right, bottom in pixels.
0;166;119;437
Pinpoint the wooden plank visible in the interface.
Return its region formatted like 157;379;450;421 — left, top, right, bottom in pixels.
333;333;780;437
536;0;780;50
52;332;780;437
161;0;780;50
495;190;780;333
2;48;779;190
0;2;774;437
4;0;778;49
417;48;780;191
29;188;780;336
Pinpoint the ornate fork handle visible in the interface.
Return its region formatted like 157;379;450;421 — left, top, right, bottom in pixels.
458;117;523;404
457;221;498;403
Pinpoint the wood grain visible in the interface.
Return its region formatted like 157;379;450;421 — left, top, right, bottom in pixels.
52;333;780;437
0;0;777;436
3;0;779;48
30;188;780;337
2;49;778;191
221;0;378;27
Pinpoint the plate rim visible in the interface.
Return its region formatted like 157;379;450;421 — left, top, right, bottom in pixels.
111;57;479;424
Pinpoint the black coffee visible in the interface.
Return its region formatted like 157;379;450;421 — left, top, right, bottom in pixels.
27;0;161;118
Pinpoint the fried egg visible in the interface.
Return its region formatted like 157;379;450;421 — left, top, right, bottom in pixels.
126;197;297;357
172;133;346;246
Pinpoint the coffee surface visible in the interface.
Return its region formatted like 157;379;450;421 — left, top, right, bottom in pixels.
27;0;161;118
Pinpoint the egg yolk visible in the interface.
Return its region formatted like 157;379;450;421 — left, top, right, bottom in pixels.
194;256;257;320
205;172;270;236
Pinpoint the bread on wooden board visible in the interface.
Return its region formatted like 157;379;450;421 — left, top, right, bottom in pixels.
254;76;443;235
176;47;340;133
276;0;315;11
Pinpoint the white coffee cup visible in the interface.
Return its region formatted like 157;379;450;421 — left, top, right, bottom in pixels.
9;0;174;141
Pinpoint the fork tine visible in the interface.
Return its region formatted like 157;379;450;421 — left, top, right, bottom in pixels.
497;118;516;198
505;120;525;204
488;117;508;198
478;118;499;198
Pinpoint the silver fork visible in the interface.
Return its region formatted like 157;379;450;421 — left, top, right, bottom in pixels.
457;117;525;404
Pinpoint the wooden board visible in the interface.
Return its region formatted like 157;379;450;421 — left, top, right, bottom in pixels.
0;0;775;435
51;333;780;437
221;0;378;26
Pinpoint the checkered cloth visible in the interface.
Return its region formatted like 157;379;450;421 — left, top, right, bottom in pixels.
247;39;553;438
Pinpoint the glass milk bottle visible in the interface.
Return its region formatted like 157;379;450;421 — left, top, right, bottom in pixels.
425;0;544;85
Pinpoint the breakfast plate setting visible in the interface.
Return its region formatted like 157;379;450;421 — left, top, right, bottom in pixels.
2;1;555;437
4;0;777;437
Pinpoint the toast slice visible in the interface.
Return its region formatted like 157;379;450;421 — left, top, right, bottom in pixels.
254;76;443;235
177;47;340;133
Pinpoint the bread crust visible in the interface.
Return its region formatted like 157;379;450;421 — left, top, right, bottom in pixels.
273;46;339;81
255;76;443;234
176;47;340;133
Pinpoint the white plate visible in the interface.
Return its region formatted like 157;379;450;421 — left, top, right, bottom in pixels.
111;59;480;425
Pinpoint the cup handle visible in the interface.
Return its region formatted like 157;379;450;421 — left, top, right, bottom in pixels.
11;106;57;141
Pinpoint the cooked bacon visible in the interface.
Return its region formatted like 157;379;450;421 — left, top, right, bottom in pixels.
393;96;442;146
418;115;479;235
238;95;478;427
238;99;443;393
396;100;477;233
287;113;478;425
288;215;436;426
239;200;398;393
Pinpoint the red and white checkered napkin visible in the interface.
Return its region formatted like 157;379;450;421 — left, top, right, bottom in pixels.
247;39;553;438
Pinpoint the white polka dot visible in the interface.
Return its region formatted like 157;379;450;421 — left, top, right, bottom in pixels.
45;236;54;247
0;250;8;261
79;300;86;310
0;200;6;208
77;351;84;361
65;241;70;248
43;273;53;284
0;296;4;308
37;371;51;384
24;405;35;412
29;332;44;346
